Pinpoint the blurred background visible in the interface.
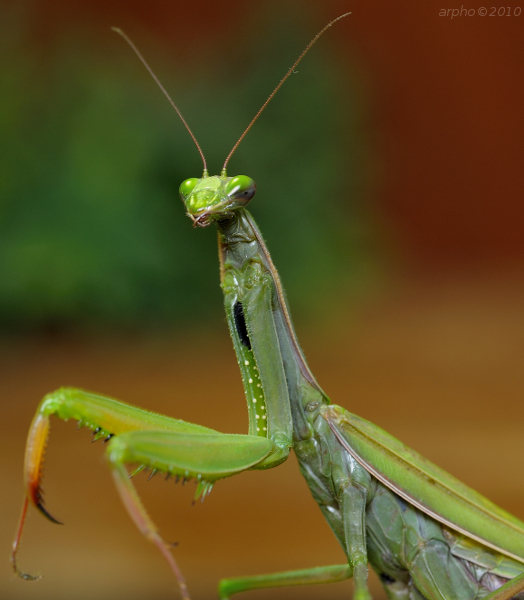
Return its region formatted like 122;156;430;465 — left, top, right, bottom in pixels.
1;1;523;599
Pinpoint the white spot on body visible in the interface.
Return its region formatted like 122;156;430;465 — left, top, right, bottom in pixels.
249;378;253;383
252;398;257;403
244;360;249;366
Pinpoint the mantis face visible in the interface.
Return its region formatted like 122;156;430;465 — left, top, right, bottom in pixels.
180;174;256;227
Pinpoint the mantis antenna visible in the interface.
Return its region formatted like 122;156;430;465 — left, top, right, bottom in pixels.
112;27;209;176
221;12;351;174
113;13;351;176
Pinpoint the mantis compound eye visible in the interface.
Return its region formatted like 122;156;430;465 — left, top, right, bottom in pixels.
179;178;199;201
225;176;256;205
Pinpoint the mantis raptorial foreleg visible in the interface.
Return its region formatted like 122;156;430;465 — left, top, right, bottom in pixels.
12;387;275;599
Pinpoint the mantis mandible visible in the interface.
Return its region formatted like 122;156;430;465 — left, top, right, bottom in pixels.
11;13;524;600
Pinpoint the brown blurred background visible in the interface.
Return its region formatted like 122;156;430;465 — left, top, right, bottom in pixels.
1;1;523;599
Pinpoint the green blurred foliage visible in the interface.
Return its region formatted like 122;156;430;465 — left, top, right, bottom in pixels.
0;3;376;334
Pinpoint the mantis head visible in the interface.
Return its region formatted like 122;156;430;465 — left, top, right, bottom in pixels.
113;13;350;228
180;174;256;227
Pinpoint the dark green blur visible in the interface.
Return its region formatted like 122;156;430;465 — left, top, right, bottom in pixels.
0;4;376;334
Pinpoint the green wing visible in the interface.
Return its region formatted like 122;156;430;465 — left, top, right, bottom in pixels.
322;405;524;564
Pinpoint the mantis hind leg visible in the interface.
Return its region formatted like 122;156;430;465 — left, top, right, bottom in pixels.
218;564;352;599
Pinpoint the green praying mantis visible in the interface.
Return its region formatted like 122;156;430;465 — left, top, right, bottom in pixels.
11;13;524;600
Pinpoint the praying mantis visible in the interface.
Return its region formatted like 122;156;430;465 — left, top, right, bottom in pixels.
11;13;524;600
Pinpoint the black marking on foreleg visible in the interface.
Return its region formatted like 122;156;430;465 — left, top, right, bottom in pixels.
234;302;251;349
